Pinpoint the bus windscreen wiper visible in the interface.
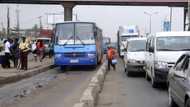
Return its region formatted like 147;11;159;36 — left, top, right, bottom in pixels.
75;36;85;46
63;36;73;46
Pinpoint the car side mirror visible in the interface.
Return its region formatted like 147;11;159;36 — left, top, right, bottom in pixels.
124;48;127;52
149;47;154;53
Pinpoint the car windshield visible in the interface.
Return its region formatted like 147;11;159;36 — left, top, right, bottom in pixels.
127;40;146;52
43;40;50;44
156;36;190;51
56;23;95;45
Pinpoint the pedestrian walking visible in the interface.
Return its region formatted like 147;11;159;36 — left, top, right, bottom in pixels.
10;38;19;68
37;40;45;62
19;37;29;70
107;45;117;71
4;38;11;68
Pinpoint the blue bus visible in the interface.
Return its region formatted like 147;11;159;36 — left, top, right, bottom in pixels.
54;22;103;67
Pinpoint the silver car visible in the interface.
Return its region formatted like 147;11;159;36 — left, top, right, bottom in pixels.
168;53;190;107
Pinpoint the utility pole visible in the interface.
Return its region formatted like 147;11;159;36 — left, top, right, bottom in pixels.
38;16;42;30
7;6;10;37
1;22;3;31
16;5;20;37
144;11;158;34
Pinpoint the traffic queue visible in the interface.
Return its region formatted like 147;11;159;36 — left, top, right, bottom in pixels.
122;31;190;107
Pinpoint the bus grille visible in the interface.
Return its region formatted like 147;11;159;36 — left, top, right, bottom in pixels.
64;52;86;57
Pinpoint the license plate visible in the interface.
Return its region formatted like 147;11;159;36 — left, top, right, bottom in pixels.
70;59;79;63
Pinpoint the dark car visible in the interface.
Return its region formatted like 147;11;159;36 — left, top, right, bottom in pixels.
168;53;190;107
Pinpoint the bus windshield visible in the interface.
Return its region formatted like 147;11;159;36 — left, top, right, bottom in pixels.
56;23;74;45
56;23;95;45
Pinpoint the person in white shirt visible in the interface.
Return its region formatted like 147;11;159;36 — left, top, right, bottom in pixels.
4;38;11;68
31;41;37;62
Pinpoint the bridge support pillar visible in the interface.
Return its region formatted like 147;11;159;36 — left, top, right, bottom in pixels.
62;2;75;21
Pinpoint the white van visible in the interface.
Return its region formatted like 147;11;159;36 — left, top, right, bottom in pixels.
124;37;147;76
145;31;190;88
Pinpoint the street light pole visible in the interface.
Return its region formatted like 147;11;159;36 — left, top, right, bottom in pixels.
16;5;20;37
144;11;158;34
170;7;172;30
73;13;78;21
7;6;10;37
149;15;151;34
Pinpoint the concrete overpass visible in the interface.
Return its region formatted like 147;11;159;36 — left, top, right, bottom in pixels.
0;0;187;6
0;0;188;23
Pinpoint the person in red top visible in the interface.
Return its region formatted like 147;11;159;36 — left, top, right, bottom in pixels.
107;45;117;71
36;40;45;62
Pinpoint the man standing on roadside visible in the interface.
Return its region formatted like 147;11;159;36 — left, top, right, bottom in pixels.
19;37;29;70
4;38;11;68
11;38;19;68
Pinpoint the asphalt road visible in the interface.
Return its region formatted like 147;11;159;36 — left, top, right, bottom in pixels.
97;59;168;107
0;66;97;107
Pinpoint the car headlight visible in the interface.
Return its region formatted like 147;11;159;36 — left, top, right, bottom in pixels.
88;53;96;58
138;60;145;64
128;59;137;63
154;61;168;69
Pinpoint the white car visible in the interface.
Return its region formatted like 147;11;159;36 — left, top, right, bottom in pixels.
124;37;147;76
145;31;190;88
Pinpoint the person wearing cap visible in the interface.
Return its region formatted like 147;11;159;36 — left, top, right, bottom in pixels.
19;37;29;70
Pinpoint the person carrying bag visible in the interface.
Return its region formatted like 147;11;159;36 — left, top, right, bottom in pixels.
107;45;117;71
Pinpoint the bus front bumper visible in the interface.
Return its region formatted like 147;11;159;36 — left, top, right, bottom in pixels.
54;55;97;66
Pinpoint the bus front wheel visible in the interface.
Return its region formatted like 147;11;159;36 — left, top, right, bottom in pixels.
60;66;66;72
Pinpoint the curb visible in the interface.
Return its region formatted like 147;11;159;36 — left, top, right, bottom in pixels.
0;64;55;86
73;62;107;107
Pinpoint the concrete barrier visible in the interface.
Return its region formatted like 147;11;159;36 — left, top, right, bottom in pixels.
80;87;97;107
73;103;88;107
73;62;108;107
0;65;55;85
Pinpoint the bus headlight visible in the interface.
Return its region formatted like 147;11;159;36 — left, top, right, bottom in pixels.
55;54;62;59
88;53;96;58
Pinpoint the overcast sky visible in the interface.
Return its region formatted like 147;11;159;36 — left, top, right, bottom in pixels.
0;4;184;41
